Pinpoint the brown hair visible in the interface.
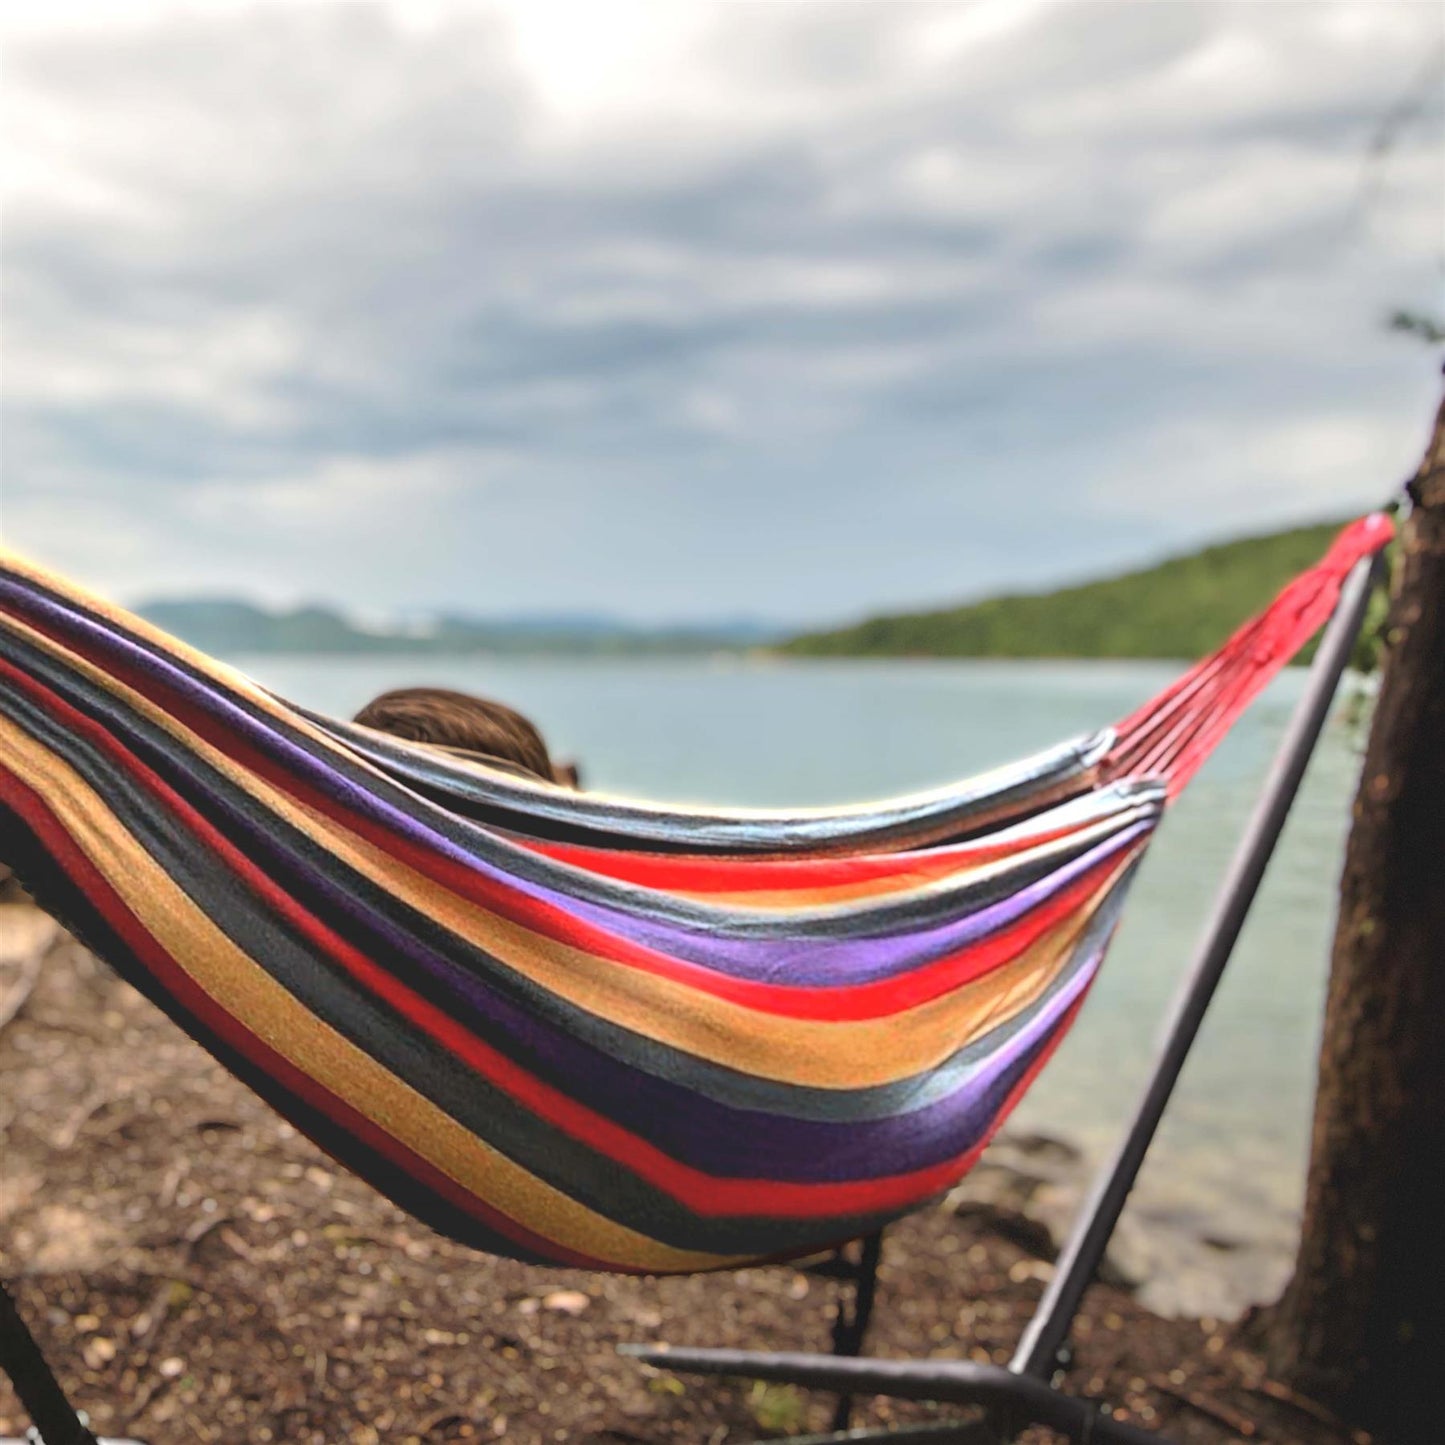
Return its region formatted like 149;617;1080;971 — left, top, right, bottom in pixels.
354;687;556;783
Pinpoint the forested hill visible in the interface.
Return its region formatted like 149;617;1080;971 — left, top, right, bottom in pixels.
780;519;1351;661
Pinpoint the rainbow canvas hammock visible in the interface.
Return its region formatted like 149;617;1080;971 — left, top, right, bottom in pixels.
0;517;1391;1275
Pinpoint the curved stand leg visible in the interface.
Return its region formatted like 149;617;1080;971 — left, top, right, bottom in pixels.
0;1278;98;1445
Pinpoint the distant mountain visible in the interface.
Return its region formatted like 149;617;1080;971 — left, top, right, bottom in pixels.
137;518;1369;664
139;598;390;654
778;518;1360;662
135;596;783;656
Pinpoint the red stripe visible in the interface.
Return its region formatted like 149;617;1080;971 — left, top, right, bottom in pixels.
0;713;617;1269
333;781;1131;1020
0;629;1127;1020
0;608;1133;1019
0;698;1092;1233
1108;513;1392;794
0;656;1106;1225
513;822;1080;893
186;709;1111;1022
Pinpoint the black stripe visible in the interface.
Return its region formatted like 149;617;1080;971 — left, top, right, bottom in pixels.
0;621;1154;1131
0;682;986;1255
0;591;1152;946
0;569;1105;854
0;796;553;1267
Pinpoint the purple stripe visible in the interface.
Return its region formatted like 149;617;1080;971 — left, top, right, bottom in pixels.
1;570;1120;1189
529;821;1152;985
0;579;638;904
262;794;1108;1182
59;679;1106;1185
1;575;1152;991
383;892;1105;1185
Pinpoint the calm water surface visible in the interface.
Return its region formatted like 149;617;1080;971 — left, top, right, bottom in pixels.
241;654;1364;1251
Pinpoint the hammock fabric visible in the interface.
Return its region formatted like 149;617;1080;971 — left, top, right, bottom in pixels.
0;517;1390;1275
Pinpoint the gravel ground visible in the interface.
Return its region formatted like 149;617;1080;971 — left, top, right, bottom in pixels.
0;901;1367;1445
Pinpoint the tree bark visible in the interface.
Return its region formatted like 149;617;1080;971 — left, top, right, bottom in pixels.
1265;392;1445;1444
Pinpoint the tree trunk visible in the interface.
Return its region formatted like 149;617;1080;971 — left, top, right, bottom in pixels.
1265;392;1445;1444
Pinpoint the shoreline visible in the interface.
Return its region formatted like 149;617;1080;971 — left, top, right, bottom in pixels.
948;1131;1297;1324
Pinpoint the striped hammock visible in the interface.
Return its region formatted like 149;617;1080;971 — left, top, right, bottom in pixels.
0;517;1390;1274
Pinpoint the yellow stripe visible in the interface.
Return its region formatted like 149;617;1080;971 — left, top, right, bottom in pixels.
307;801;1124;1086
0;604;1123;1086
0;546;1098;835
0;548;1101;902
0;712;742;1272
676;812;1135;908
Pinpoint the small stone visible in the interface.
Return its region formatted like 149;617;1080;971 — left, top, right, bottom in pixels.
83;1336;117;1367
541;1289;589;1316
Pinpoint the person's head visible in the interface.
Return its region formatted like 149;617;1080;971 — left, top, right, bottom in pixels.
354;687;577;785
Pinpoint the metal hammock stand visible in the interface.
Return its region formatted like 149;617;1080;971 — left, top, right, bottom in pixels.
625;549;1381;1444
0;553;1379;1445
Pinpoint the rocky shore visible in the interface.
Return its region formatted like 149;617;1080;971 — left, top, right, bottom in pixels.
947;1132;1296;1324
0;896;1358;1444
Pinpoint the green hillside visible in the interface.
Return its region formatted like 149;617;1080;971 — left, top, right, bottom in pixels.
781;519;1358;662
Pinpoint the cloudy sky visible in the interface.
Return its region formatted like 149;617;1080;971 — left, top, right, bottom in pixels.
2;1;1442;626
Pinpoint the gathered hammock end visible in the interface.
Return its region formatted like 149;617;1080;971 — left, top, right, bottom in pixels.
0;514;1392;1274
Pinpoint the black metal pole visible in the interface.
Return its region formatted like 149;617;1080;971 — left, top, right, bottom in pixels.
0;1278;98;1445
620;1348;1161;1444
1011;551;1383;1378
627;551;1382;1442
829;1230;885;1431
786;1419;1001;1445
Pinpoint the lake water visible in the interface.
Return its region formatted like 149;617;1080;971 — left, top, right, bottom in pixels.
238;653;1364;1269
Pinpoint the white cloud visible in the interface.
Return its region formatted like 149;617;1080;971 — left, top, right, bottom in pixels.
4;304;302;425
1087;409;1421;530
1;0;1441;620
180;446;497;531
